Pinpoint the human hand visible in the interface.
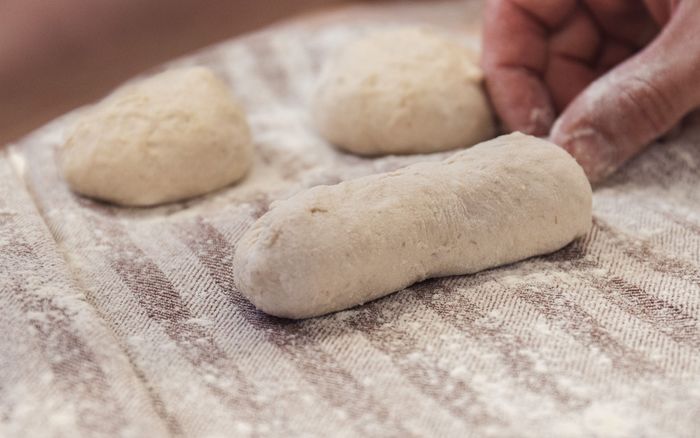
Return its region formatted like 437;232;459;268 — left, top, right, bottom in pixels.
481;0;700;183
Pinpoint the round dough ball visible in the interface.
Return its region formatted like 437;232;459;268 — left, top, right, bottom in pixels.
60;67;253;206
312;28;495;156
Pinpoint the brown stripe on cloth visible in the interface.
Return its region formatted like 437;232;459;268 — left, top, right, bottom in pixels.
409;236;611;405
593;218;700;312
5;147;183;436
424;272;600;409
533;222;699;375
173;218;422;437
415;275;588;408
129;217;354;436
340;294;503;429
548;216;700;310
490;236;664;377
304;315;473;436
543;221;700;362
19;136;311;433
114;346;184;437
653;206;700;240
404;224;669;401
172;218;470;436
335;274;621;433
0;211;125;435
191;221;521;431
594;193;700;262
589;275;698;349
84;215;262;424
502;278;661;377
547;227;693;363
190;214;607;429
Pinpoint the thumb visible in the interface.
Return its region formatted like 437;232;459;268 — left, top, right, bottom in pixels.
550;1;700;183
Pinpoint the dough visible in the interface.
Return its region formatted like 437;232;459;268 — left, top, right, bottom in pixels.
312;27;495;156
60;67;253;206
234;133;592;319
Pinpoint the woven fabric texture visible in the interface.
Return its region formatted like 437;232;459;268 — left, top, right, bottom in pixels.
1;2;699;437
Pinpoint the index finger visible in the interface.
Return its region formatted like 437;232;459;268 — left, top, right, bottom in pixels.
481;0;575;135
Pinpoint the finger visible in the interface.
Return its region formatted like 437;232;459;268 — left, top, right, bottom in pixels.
545;7;600;111
484;67;555;135
510;0;578;27
545;57;597;112
643;0;675;25
584;0;659;48
551;1;700;183
544;8;602;112
594;39;634;74
482;0;572;134
549;7;601;62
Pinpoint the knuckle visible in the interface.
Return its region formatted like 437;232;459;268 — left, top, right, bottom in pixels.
615;76;679;134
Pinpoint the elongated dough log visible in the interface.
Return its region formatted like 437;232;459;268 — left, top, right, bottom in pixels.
234;133;592;319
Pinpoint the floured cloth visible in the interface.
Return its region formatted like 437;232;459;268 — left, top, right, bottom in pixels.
1;1;699;436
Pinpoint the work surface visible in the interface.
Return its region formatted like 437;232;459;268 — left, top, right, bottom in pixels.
2;1;699;437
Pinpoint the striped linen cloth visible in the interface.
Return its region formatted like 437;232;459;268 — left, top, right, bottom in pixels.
1;1;699;436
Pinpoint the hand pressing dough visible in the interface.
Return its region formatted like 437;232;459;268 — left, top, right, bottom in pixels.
60;67;253;206
312;27;495;156
234;133;592;319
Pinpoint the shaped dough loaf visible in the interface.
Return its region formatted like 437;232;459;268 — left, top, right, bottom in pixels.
60;67;252;206
234;133;592;319
312;28;494;155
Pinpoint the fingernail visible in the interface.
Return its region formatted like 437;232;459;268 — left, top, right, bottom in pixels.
553;128;619;184
524;106;555;136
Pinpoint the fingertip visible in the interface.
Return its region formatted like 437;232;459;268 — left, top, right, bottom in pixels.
550;117;618;183
485;67;555;135
523;104;556;136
